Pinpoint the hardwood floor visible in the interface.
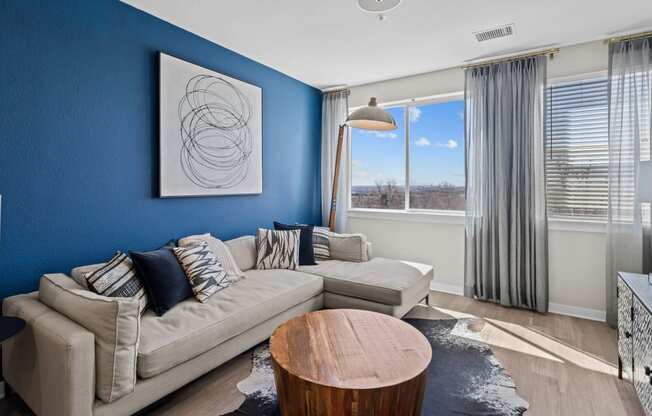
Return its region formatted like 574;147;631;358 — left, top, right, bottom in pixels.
0;291;643;415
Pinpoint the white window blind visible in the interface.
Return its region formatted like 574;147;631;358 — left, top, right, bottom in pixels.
546;78;609;220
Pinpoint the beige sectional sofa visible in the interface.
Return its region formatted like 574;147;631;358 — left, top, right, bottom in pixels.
2;235;433;416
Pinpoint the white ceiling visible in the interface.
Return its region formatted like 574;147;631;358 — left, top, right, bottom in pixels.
123;0;652;89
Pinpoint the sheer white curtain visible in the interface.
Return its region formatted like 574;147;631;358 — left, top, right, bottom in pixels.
606;37;652;327
321;90;350;232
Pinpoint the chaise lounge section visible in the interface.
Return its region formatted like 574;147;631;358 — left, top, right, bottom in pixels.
2;235;433;416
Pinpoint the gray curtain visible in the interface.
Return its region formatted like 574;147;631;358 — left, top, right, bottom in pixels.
321;90;350;232
605;37;652;327
464;56;549;313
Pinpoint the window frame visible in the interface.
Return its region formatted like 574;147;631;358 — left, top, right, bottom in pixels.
347;92;465;217
347;71;610;231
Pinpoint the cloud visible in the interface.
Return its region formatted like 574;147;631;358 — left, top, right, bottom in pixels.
360;130;398;139
414;137;431;147
376;132;398;139
435;139;459;149
458;111;464;120
352;159;362;167
409;107;422;123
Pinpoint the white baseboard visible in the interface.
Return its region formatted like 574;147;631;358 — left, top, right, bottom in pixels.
548;303;606;322
430;282;464;296
0;381;5;400
429;282;606;322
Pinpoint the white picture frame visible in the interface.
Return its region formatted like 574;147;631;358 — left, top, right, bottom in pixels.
159;52;262;197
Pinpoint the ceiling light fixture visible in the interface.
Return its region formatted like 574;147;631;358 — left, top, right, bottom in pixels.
357;0;402;21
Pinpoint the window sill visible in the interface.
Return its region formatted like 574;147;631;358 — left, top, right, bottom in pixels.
347;208;465;225
347;209;607;233
548;218;606;234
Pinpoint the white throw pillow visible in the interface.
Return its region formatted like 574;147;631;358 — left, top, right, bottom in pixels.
179;233;244;282
173;241;230;302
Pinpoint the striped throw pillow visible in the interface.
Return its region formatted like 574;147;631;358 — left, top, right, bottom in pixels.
174;241;230;302
312;226;331;260
84;251;148;313
255;228;300;270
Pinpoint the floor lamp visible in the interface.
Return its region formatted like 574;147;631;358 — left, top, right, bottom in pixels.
328;97;397;230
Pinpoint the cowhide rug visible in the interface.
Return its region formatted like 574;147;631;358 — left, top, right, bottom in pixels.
224;318;529;416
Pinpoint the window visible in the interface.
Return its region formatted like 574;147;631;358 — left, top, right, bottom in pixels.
350;106;406;209
546;77;609;220
350;97;465;211
409;100;465;210
349;77;613;220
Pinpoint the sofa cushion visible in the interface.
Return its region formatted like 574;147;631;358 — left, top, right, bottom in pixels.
38;274;140;404
300;257;433;306
137;269;323;378
225;236;256;271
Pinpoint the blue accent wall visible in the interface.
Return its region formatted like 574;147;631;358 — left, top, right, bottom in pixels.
0;0;322;299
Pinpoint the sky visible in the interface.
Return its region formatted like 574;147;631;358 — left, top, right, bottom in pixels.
351;100;465;187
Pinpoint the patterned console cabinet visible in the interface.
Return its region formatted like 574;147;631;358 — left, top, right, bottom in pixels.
618;272;652;415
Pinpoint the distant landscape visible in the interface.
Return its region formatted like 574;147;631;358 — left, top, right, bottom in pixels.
352;181;465;210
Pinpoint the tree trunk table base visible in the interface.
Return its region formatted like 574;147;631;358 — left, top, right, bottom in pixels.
270;309;432;416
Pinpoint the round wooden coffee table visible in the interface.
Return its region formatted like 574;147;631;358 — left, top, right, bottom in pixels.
270;309;432;416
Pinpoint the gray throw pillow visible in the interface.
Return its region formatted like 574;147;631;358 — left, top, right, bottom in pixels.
328;233;369;262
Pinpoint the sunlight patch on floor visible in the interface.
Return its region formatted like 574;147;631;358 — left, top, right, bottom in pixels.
484;318;617;376
411;303;617;376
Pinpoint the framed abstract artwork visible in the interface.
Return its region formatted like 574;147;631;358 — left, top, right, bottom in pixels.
159;53;262;197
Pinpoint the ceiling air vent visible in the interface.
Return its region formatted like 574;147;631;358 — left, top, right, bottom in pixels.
474;24;515;42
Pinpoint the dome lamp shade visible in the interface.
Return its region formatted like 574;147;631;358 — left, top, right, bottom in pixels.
346;97;397;131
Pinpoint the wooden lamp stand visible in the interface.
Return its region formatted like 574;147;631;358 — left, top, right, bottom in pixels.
326;97;396;231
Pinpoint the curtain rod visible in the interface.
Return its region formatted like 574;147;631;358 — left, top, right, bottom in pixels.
608;30;652;44
321;85;349;93
461;48;560;70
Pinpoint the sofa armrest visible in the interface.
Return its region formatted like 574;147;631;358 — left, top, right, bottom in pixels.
3;292;95;416
366;241;373;259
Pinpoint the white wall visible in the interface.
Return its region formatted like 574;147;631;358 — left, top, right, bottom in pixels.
350;40;608;107
347;215;606;320
346;40;610;321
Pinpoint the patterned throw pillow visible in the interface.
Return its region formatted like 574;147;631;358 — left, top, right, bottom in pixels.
312;226;331;260
173;242;230;302
178;233;244;282
255;228;300;270
84;251;148;313
274;222;316;265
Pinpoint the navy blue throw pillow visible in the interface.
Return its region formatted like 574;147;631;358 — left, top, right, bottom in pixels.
273;222;316;266
129;247;192;316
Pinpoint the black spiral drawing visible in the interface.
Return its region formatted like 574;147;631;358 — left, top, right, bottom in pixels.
178;74;254;189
